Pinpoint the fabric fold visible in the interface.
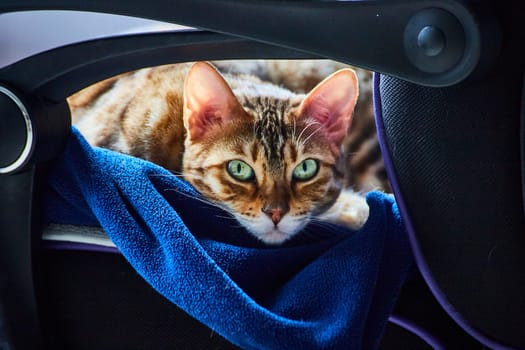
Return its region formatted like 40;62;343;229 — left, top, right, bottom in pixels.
44;128;413;350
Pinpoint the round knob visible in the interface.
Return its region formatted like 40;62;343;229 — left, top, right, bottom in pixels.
417;25;445;57
0;86;33;174
404;8;465;74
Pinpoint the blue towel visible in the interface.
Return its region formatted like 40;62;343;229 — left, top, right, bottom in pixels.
44;128;413;349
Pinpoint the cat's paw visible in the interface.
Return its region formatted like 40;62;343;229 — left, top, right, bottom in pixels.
337;196;369;230
319;190;370;230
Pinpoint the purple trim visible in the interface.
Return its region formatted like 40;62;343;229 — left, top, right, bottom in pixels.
43;240;120;254
388;315;445;350
373;73;515;350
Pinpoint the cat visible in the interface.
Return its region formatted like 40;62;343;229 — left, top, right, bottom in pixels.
212;60;390;193
69;61;371;245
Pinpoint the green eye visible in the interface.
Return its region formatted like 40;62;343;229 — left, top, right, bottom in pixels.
293;159;319;181
227;160;255;181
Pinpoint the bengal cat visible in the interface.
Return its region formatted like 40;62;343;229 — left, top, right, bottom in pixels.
69;60;388;245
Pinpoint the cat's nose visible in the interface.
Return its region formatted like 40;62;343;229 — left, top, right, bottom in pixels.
262;207;286;225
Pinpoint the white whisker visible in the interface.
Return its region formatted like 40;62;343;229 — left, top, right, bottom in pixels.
163;187;226;211
221;222;244;230
149;173;183;178
253;122;260;139
296;120;322;143
295;227;321;243
310;219;349;236
299;125;324;147
292;118;297;142
150;173;206;182
214;213;236;221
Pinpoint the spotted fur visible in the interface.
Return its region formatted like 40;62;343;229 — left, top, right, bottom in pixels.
214;59;390;192
70;61;372;245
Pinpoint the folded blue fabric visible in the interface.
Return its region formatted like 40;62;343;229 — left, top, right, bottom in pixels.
44;128;413;350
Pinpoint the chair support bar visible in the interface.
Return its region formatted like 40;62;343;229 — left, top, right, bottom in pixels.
0;0;499;87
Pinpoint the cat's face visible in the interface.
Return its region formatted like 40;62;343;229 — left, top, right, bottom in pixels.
182;62;358;244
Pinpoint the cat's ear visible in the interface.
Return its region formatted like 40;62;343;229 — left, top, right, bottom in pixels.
297;68;359;150
183;62;245;141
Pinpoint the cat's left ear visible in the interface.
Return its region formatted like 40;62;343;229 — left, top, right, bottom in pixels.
297;68;359;150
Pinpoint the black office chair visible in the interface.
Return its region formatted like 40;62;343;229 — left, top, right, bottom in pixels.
1;1;523;349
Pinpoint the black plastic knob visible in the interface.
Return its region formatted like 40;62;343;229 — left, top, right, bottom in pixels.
404;8;465;74
417;25;446;57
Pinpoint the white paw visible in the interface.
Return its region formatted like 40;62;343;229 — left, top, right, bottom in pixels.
338;196;369;229
319;190;370;230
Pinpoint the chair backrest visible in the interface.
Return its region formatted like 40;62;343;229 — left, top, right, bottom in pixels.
1;1;521;349
375;2;524;348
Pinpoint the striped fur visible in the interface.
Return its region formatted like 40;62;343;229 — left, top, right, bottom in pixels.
214;59;390;192
69;60;380;245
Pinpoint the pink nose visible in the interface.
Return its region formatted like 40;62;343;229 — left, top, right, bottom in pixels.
263;208;284;225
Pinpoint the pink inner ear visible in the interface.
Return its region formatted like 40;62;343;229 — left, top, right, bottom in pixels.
184;62;241;140
187;107;224;140
299;69;359;147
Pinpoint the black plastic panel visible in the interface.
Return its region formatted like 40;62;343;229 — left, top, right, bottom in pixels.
40;250;239;350
0;168;42;349
0;31;313;102
0;0;495;87
521;72;525;220
378;322;434;350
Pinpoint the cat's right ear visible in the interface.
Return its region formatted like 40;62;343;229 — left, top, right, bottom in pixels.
183;62;245;141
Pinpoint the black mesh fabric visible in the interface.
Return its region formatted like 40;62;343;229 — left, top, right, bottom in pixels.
378;18;525;347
